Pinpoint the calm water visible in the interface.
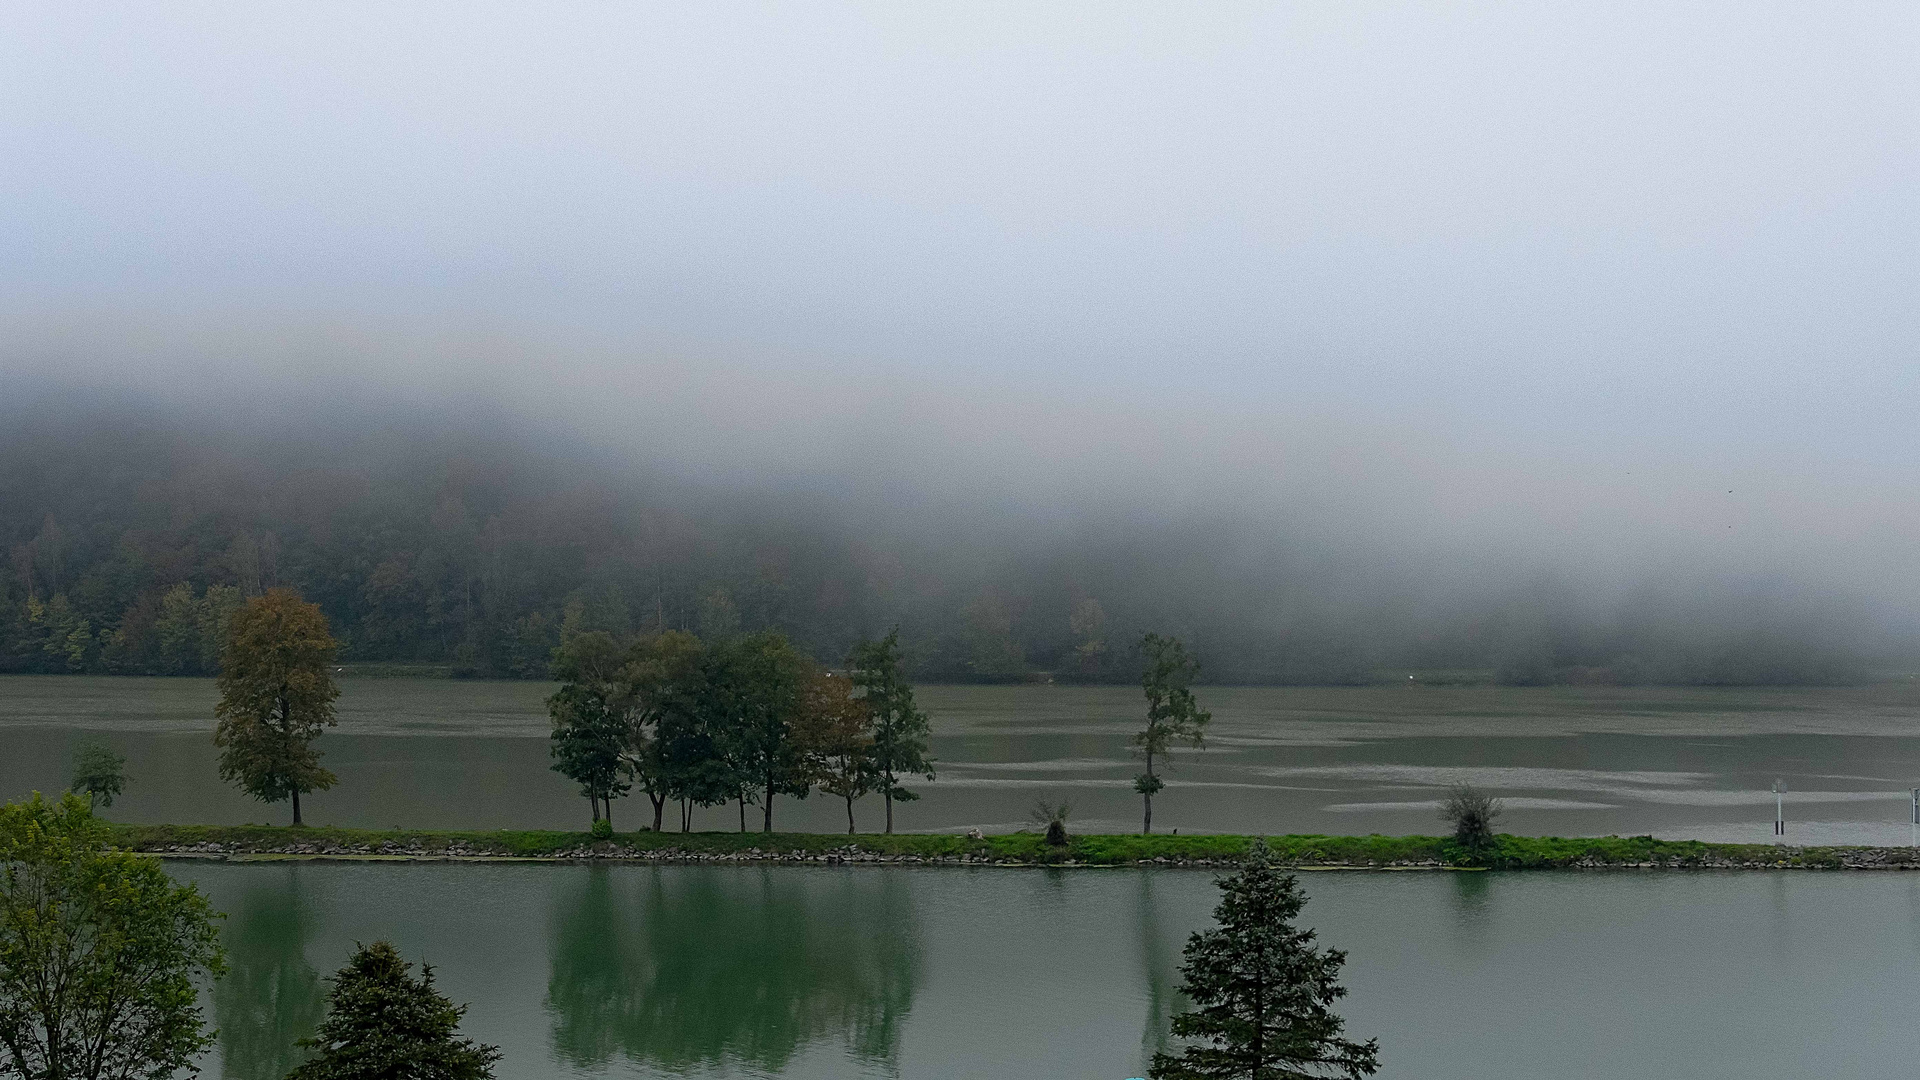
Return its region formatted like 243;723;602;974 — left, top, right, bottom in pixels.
7;676;1920;840
176;861;1920;1080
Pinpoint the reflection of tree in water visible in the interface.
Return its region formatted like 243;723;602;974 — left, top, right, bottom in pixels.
1135;871;1180;1070
546;866;921;1075
214;869;326;1080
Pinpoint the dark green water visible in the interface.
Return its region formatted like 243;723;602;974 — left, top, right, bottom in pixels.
174;862;1920;1080
9;676;1920;841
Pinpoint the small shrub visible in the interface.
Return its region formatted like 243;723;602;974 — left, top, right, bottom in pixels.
590;818;613;841
1440;785;1503;859
1028;799;1072;846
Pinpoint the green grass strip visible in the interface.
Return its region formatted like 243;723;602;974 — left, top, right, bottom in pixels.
106;824;1920;869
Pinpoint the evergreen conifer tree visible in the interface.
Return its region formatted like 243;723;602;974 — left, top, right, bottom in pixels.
291;941;500;1080
1151;840;1379;1080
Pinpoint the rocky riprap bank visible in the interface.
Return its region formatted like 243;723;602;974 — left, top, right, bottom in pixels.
111;825;1920;870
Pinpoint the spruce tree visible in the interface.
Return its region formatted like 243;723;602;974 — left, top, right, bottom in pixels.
291;941;500;1080
1151;841;1379;1080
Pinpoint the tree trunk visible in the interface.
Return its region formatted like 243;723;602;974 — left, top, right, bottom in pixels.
681;798;691;832
1142;751;1154;835
605;799;613;831
292;787;302;827
738;794;746;832
846;794;856;834
650;792;666;832
763;777;775;832
884;787;894;834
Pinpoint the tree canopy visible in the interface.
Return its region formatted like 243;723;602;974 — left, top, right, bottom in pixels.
0;793;227;1080
213;589;340;825
1134;633;1210;834
290;941;499;1080
68;740;127;811
848;630;934;834
1151;840;1379;1080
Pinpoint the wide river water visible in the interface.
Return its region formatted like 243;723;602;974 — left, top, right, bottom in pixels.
9;677;1920;1077
177;861;1920;1080
6;676;1920;841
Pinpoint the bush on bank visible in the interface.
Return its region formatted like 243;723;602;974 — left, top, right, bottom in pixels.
107;824;1917;870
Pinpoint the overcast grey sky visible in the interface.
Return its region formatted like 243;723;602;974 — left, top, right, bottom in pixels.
3;3;1916;593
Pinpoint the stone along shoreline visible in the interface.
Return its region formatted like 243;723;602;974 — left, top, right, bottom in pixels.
111;824;1920;870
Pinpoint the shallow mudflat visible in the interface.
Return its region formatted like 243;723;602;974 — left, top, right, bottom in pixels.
8;676;1920;841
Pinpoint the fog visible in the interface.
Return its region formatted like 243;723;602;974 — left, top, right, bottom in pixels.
2;4;1916;677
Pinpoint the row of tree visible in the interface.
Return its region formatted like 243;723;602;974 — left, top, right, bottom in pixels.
196;586;1208;836
547;628;935;834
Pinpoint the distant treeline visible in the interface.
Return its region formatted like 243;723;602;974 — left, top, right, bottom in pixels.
0;395;1877;685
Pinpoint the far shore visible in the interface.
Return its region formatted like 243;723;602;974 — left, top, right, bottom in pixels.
112;824;1920;871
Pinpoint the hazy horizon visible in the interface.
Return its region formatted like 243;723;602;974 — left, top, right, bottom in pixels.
4;3;1917;664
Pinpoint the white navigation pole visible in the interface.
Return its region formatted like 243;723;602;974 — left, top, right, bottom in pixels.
1910;786;1918;848
1772;778;1784;840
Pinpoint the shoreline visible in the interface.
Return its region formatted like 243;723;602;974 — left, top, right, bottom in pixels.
112;824;1920;870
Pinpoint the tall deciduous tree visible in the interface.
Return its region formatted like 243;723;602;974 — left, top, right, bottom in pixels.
711;632;814;833
290;941;499;1080
848;629;934;834
548;632;635;827
0;793;228;1080
799;669;874;834
625;631;707;832
1134;633;1210;834
1150;840;1379;1080
213;589;340;826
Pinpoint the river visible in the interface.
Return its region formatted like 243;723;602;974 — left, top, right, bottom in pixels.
175;861;1920;1080
6;676;1920;841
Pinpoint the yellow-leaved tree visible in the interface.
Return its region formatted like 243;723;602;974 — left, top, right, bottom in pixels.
214;588;341;825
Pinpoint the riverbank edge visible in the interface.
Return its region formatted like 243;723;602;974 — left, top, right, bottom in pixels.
109;824;1920;870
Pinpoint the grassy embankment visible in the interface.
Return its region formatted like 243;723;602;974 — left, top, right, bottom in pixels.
110;824;1920;869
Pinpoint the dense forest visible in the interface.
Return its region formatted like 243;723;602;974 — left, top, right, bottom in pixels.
0;392;1881;685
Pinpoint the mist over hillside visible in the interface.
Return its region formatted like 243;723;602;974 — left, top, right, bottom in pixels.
0;387;1886;685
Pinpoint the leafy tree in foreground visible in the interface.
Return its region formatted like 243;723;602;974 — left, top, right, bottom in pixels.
291;940;499;1080
848;629;934;834
213;589;340;826
1151;840;1379;1080
69;739;127;811
0;793;227;1080
1134;633;1210;834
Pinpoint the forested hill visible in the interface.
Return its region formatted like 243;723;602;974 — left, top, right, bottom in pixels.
0;395;1879;685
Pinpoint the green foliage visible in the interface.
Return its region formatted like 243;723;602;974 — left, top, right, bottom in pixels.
848;629;934;833
710;632;816;831
290;941;500;1080
69;739;128;811
213;589;341;825
590;818;614;841
802;670;876;834
0;794;227;1080
1151;840;1379;1080
548;680;632;825
1135;633;1210;834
